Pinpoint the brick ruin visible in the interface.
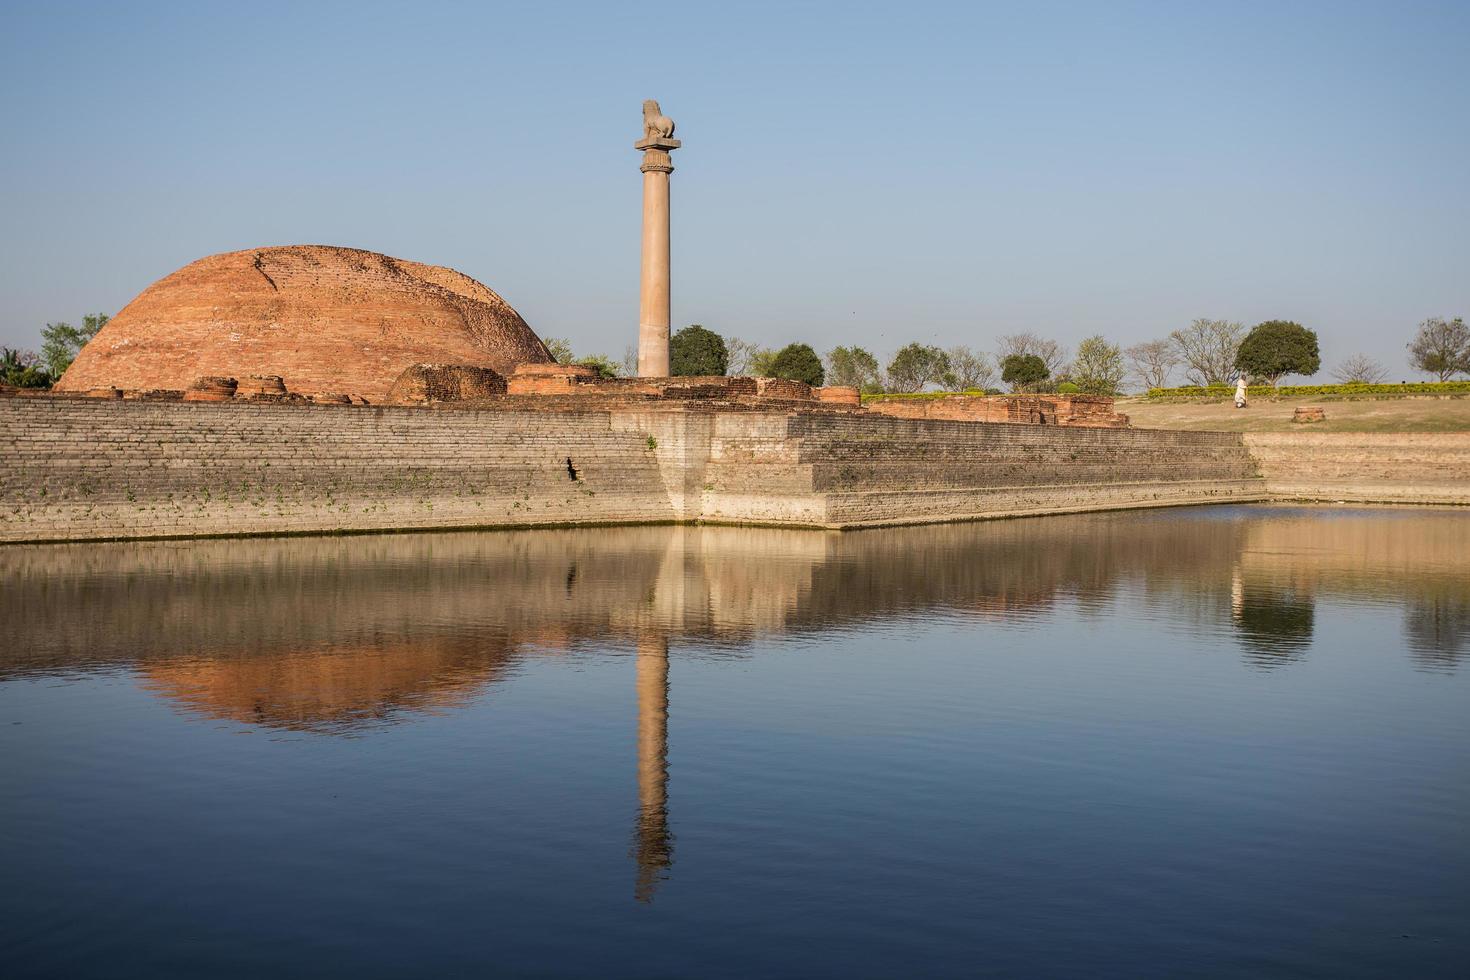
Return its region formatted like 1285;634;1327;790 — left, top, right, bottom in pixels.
865;392;1130;428
3;363;1130;426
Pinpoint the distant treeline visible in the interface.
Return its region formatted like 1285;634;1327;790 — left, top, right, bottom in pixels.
8;311;1469;398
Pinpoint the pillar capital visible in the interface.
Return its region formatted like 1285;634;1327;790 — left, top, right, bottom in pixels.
636;137;681;174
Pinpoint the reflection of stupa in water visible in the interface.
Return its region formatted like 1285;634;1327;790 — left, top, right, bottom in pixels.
137;637;516;734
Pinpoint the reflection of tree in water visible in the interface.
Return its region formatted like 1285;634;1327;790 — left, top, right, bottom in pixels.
1232;587;1315;669
1403;595;1470;672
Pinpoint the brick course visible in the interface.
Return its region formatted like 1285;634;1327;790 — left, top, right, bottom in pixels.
1;398;1267;542
1245;432;1470;504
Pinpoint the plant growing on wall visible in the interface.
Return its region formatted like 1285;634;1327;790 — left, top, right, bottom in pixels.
669;324;728;376
1234;320;1320;387
769;343;825;386
575;354;621;379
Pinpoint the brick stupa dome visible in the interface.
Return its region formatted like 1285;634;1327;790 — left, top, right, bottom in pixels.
54;245;553;400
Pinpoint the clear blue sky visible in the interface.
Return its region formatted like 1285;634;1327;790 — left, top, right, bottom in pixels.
2;0;1466;378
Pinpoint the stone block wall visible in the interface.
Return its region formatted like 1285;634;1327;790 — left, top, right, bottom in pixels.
700;413;1263;526
1;399;672;542
1245;432;1470;504
1;398;1268;543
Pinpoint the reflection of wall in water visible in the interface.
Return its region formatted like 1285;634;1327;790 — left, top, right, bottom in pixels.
1232;512;1470;670
5;510;1468;697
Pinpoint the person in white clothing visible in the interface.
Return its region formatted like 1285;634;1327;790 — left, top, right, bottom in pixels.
1234;375;1248;409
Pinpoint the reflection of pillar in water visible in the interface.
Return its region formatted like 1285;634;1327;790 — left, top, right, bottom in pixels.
1231;565;1244;620
633;634;673;902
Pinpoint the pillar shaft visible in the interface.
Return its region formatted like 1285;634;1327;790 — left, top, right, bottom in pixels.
638;169;671;377
635;115;679;379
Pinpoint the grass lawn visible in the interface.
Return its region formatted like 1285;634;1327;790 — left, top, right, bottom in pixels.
1119;395;1470;432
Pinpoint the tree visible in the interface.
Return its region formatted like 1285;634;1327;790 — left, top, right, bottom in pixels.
1330;354;1389;385
944;346;993;391
1407;317;1470;381
621;345;638;378
669;324;728;376
1125;339;1177;391
768;343;825;386
1234;320;1320;387
1169;318;1244;386
40;313;108;380
1;347;51;388
995;333;1067;377
543;337;574;363
825;346;883;392
1071;335;1126;395
1000;353;1048;392
885;343;951;393
725;337;768;376
749;348;780;377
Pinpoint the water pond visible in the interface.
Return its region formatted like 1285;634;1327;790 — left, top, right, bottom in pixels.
2;505;1467;977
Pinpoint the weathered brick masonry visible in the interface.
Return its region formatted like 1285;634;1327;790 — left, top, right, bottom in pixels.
2;398;1266;543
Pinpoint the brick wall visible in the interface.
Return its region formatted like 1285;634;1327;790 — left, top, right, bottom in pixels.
865;393;1129;427
702;413;1263;527
2;398;1267;542
1;399;673;542
1245;432;1470;504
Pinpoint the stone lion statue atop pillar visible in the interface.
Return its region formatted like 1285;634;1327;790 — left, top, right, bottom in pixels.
642;100;675;140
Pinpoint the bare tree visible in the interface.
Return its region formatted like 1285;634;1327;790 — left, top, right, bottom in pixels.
1330;353;1389;384
1169;318;1244;386
621;345;639;378
724;337;769;377
1125;339;1177;391
995;333;1068;377
1406;317;1470;381
944;346;994;391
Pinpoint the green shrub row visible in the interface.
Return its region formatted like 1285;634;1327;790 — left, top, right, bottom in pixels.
1145;381;1470;400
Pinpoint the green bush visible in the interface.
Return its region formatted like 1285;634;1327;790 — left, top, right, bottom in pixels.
670;324;728;376
1001;353;1048;392
769;343;825;386
1145;381;1470;400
